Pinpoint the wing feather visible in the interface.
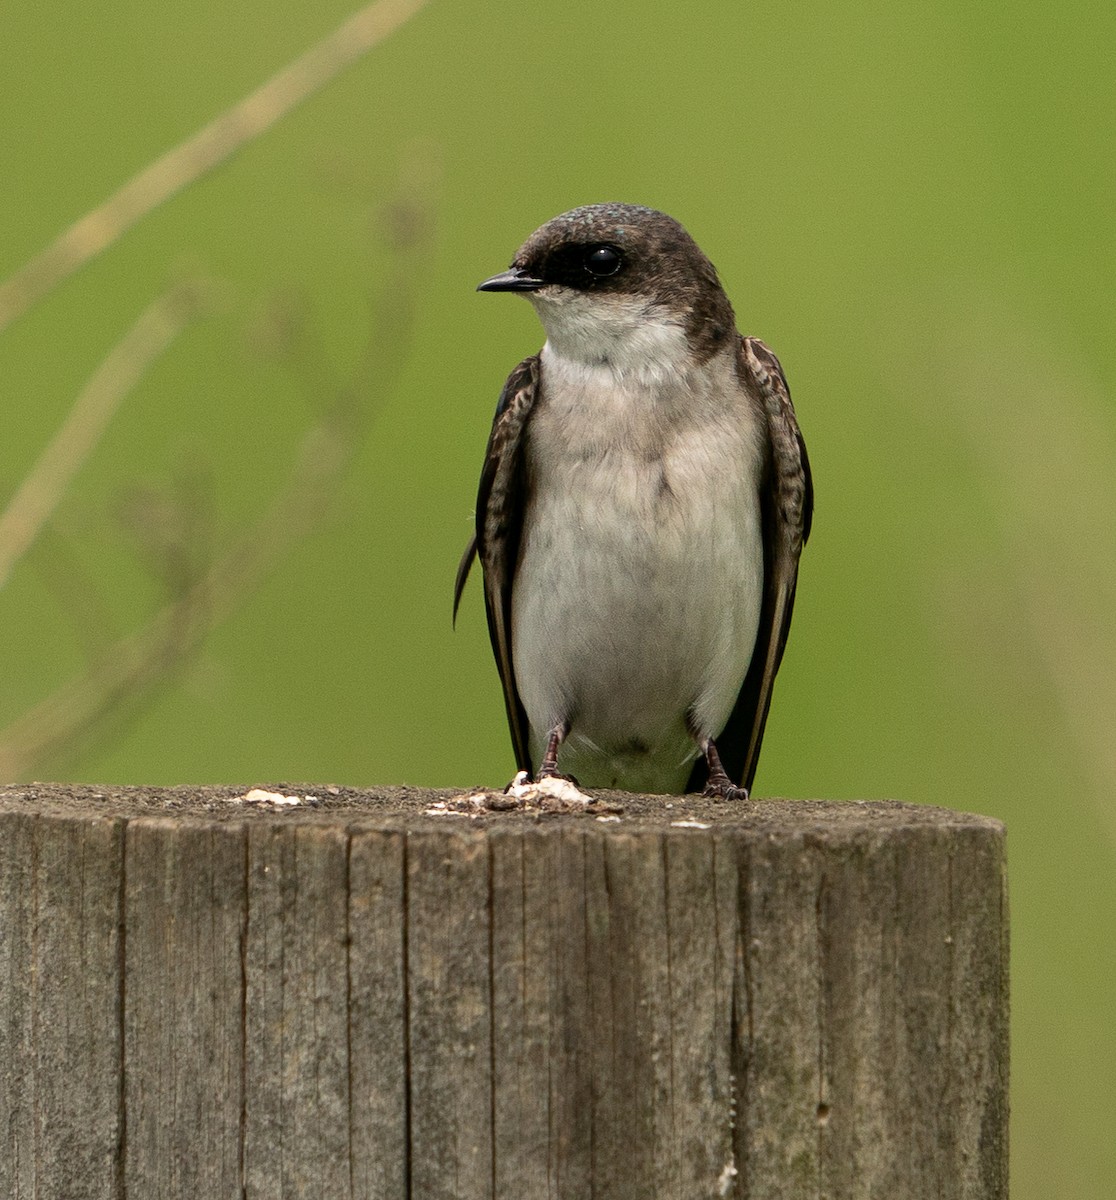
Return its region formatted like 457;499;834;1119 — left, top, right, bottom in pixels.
688;335;812;793
453;356;541;774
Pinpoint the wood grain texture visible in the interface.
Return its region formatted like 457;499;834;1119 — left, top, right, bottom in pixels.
405;826;494;1200
123;817;246;1197
347;827;408;1199
0;785;1008;1199
244;821;353;1197
0;809;124;1199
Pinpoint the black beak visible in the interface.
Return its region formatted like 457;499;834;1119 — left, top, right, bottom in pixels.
477;267;545;293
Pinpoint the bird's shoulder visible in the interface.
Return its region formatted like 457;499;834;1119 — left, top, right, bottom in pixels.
737;335;812;547
477;354;541;520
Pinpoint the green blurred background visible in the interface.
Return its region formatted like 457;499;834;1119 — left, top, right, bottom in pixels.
1;1;1113;1193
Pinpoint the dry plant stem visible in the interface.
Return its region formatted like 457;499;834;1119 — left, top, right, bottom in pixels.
0;287;202;594
0;0;430;334
0;378;361;780
0;158;435;781
0;571;209;781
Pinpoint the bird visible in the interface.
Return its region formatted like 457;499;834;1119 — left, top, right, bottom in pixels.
454;204;811;799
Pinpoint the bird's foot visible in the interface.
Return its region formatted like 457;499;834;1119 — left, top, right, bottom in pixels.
699;736;750;801
702;776;750;802
537;767;581;787
534;722;572;784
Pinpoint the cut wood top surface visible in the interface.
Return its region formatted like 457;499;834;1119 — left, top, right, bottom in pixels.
0;782;1002;837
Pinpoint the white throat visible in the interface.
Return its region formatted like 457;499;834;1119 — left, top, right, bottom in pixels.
528;286;692;380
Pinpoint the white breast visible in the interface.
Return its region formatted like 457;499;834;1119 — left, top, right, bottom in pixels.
511;329;766;794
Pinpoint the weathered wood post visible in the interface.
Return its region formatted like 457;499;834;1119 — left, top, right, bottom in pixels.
0;784;1007;1199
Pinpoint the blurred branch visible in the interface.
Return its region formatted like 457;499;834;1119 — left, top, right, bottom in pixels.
0;284;205;593
0;0;430;334
0;146;438;780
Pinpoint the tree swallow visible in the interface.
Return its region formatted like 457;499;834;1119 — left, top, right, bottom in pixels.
455;204;812;799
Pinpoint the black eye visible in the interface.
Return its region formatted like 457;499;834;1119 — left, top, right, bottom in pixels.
583;244;623;278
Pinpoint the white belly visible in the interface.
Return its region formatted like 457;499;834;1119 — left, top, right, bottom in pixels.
511;346;765;793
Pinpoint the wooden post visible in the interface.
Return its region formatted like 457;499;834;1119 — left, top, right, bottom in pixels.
0;785;1008;1199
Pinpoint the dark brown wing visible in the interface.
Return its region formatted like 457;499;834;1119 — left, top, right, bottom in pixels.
453;356;541;775
687;335;812;794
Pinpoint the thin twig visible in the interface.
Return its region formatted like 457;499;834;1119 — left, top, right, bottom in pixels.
0;150;437;780
0;0;430;334
0;284;204;593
